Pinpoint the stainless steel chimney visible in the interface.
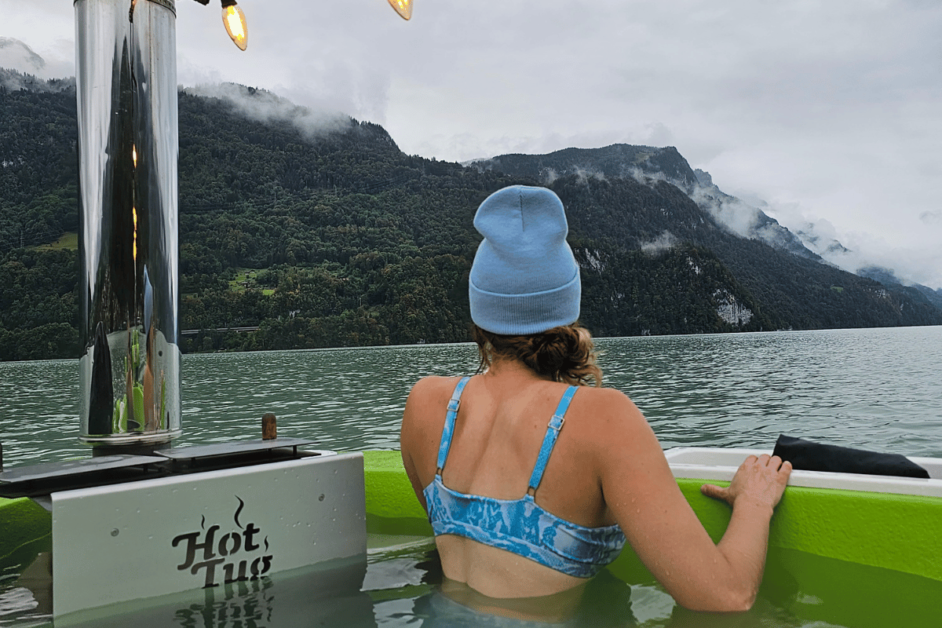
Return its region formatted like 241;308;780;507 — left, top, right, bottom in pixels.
75;0;181;450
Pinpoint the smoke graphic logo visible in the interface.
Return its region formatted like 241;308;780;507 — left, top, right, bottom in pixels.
171;496;274;588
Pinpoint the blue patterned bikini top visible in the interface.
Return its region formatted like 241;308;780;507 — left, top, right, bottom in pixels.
423;377;626;579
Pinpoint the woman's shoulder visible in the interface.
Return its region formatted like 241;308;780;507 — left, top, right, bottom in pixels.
404;375;468;418
408;375;467;398
571;384;635;412
568;385;648;439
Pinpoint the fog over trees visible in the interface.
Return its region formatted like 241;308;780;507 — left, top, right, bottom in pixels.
2;73;940;361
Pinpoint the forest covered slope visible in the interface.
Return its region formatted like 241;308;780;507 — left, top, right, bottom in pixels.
2;70;940;361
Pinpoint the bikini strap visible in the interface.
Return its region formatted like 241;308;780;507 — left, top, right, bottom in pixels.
435;376;471;475
527;386;578;495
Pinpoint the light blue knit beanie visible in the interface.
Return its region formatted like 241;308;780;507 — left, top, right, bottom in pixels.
469;185;581;335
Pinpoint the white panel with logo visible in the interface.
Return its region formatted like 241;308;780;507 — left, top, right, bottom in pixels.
51;452;366;617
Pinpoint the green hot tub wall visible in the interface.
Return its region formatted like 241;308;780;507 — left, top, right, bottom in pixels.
0;496;52;573
360;451;942;585
672;477;942;584
3;451;941;586
363;450;431;537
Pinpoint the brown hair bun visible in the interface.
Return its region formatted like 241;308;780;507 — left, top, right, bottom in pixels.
472;323;602;387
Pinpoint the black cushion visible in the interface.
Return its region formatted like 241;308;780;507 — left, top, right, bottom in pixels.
772;435;930;479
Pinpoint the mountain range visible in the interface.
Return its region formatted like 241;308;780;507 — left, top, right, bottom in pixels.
1;67;941;361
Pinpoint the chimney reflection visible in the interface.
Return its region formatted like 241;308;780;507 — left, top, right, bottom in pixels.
76;0;181;452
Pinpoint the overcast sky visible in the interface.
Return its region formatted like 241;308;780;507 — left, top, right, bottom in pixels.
2;0;941;288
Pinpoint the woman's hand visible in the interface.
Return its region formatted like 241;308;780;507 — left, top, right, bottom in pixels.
701;454;792;514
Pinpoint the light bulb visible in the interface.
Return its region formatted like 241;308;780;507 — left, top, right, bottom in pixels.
221;1;248;51
388;0;412;21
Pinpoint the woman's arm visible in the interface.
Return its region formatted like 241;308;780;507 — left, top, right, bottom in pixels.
591;389;790;612
400;376;454;513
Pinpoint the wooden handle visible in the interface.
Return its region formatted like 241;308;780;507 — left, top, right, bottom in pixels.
262;413;277;440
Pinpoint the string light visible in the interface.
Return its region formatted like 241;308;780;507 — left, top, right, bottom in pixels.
220;0;248;51
388;0;412;21
193;0;405;54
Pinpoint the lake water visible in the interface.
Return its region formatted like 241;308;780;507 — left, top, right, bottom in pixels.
2;326;941;626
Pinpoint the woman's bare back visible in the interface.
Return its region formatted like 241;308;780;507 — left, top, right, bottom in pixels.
401;364;624;597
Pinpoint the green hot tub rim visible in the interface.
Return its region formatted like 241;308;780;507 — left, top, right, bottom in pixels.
0;496;52;569
3;450;941;584
360;450;942;583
